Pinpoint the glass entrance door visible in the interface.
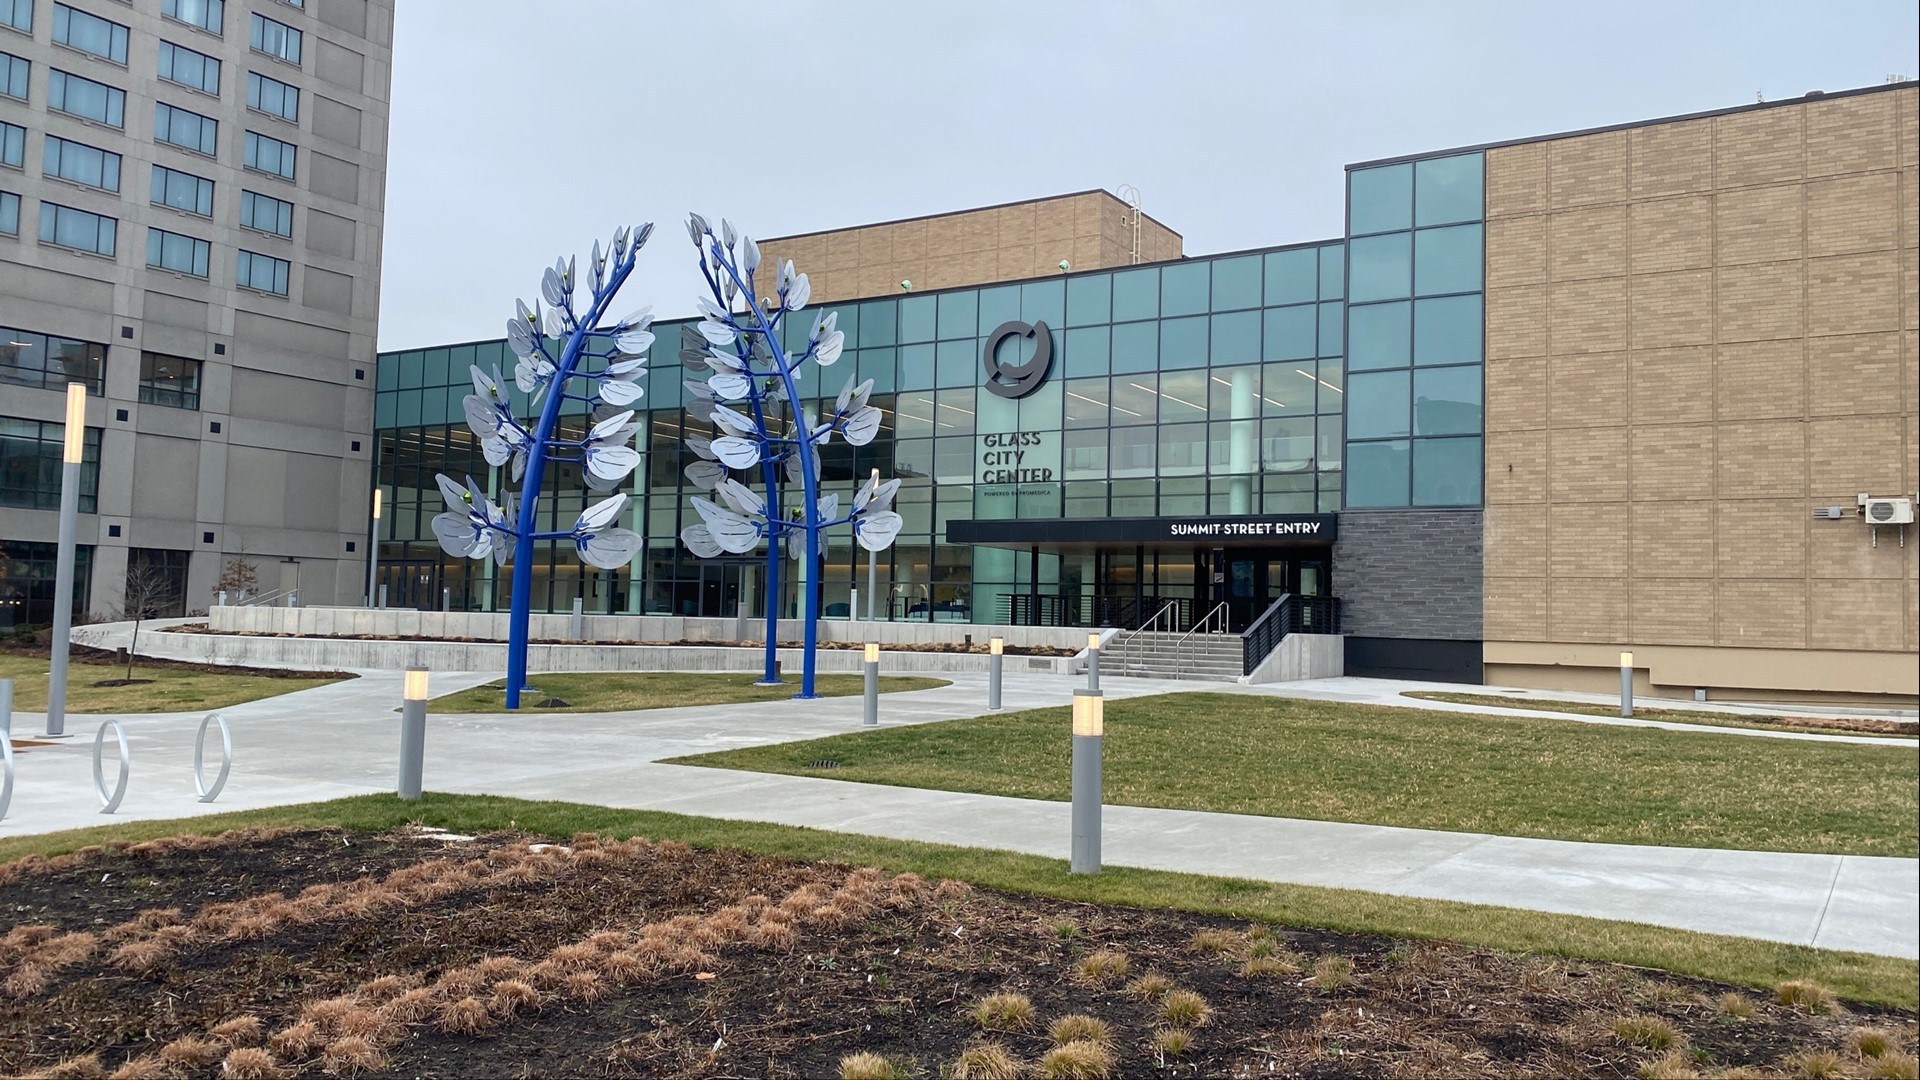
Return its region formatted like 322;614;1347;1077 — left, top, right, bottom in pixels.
698;562;743;618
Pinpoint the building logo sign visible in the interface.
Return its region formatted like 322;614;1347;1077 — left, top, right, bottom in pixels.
978;431;1055;485
981;320;1053;399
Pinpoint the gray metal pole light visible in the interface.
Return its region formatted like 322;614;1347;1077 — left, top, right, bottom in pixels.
571;596;584;639
866;468;879;621
1619;650;1634;718
45;382;87;738
1085;632;1101;692
378;584;388;609
1070;689;1103;874
1;678;12;737
862;643;879;726
367;487;381;607
988;636;1003;711
399;667;429;800
442;587;451;612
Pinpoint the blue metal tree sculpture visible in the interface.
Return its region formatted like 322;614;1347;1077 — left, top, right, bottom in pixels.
674;214;904;698
428;223;655;709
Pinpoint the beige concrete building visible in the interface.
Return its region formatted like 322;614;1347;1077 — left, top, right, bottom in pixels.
1480;86;1918;702
757;190;1181;306
2;0;393;627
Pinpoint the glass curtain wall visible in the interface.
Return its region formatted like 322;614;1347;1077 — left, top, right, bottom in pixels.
375;242;1347;619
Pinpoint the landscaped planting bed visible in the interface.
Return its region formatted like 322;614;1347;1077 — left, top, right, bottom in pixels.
2;828;1912;1078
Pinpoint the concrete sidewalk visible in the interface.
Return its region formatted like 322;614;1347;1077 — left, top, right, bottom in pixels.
3;670;1915;959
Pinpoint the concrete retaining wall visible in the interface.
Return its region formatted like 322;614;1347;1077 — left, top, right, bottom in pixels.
108;621;1075;676
1242;634;1345;684
208;606;1100;653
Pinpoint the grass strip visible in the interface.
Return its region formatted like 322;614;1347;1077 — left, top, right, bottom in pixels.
425;672;948;713
0;652;347;714
1403;691;1918;740
0;793;1912;1010
666;692;1919;858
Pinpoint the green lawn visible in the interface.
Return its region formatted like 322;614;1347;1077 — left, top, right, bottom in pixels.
0;794;1911;1010
0;651;347;714
426;672;949;713
1404;691;1918;740
667;692;1919;858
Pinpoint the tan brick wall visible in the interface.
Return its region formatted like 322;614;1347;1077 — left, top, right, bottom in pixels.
758;191;1184;305
1483;87;1919;692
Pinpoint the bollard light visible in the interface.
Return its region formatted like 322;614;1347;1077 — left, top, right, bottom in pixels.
987;637;1004;711
399;667;428;800
1069;689;1104;873
63;382;85;462
44;382;89;738
366;488;382;609
1085;632;1102;691
1619;650;1634;718
862;643;880;726
1087;633;1101;652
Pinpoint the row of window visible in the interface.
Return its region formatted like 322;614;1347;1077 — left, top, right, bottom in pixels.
8;188;292;292
21;57;304;176
3;0;301;65
0;324;204;408
1;414;103;513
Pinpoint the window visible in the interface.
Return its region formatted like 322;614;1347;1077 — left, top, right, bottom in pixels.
239;189;292;237
158;40;220;95
53;4;128;63
0;416;101;513
244;130;295;179
0;50;24;100
275;0;303;6
147;226;210;277
150;164;213;216
0;327;105;393
236;249;289;295
154;101;218;155
126;549;192;618
1349;162;1412;235
1415;154;1484;227
43;135;121;192
0;190;17;236
48;69;126;127
1;121;21;167
246;71;298;121
1348;233;1411;302
1348;302;1410;370
162;0;222;35
249;13;300;63
1;0;29;33
38;201;116;256
138;352;201;409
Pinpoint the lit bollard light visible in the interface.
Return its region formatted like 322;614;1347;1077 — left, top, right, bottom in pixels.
1619;651;1634;718
862;643;879;727
45;382;87;739
1070;689;1104;874
1086;632;1101;691
988;636;1004;711
398;667;428;800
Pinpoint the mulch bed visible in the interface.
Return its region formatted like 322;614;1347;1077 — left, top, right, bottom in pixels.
1;828;1912;1079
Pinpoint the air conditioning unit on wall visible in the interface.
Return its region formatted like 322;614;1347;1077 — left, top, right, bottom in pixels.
1860;496;1915;525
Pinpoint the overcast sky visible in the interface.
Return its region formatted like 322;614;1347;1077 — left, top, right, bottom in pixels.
376;0;1919;350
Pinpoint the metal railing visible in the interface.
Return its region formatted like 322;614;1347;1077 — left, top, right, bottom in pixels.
1241;594;1342;675
996;592;1199;630
1107;600;1182;676
235;587;297;608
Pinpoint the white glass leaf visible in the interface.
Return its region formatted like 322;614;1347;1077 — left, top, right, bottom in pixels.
842;405;883;446
817;493;839;521
680;524;724;559
541;267;565;307
586;444;641;480
588;409;637;441
686;214;705;246
696;296;728;322
705;349;745;374
721;218;737;248
583;467;622;492
506;317;534;352
580;528;642;569
591;239;604;287
710;403;757;435
683;378;716;402
606;357;648;375
852;472;878;512
615;328;654;354
742;236;761;275
430;512;478;557
852;379;874;411
511;449;528;483
709;372;752;400
691;496;737;530
835;372;857;414
632;222;653;251
618;306;653;331
717;478;766;518
578;492;628;532
855;510;905;552
711;436;761;470
867;477;903;513
599;379;645;406
480;435;512;467
542;306;566;338
685;398;718;423
492;532;512;567
815;330;845;367
699;320;737;346
435;473;469;511
684;460;726;490
785;273;810;311
686;435;717;461
787;531;803;560
508;335;536;360
514;360;539;393
778;260;795;293
462;396;496;438
469;365;496;402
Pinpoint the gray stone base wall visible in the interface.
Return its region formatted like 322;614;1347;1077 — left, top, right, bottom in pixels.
1332;511;1483;641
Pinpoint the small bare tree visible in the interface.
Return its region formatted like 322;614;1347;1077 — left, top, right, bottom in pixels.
119;561;182;682
211;556;260;604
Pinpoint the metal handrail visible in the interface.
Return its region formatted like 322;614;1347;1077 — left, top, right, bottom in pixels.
1169;602;1230;672
1108;600;1180;676
236;587;293;608
1240;593;1295;676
